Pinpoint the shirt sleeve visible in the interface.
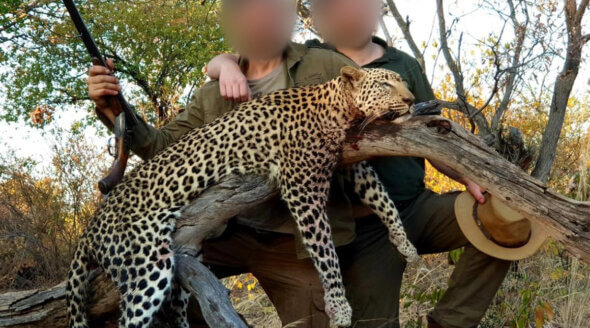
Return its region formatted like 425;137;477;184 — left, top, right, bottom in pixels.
133;88;209;160
95;87;207;161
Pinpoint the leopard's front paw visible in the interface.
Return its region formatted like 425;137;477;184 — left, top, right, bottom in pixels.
325;296;352;327
394;237;419;262
403;245;420;262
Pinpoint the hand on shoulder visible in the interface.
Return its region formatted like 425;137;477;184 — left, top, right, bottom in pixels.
206;53;251;103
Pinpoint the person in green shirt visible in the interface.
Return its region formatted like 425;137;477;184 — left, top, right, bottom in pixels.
207;0;511;327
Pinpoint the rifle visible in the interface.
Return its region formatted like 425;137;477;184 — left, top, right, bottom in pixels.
63;0;138;195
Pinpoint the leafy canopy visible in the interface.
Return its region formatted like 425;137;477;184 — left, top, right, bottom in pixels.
0;0;228;127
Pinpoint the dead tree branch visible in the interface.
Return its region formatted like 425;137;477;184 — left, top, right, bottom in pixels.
384;0;426;71
490;0;529;132
435;0;494;142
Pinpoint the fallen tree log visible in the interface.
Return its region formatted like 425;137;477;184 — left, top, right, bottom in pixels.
1;115;588;327
175;255;248;328
0;256;243;328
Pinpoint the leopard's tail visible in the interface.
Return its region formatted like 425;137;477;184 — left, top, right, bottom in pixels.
66;238;91;328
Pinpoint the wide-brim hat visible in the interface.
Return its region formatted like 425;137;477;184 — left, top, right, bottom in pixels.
455;191;548;261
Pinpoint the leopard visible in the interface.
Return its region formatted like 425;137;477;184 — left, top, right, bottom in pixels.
66;66;419;328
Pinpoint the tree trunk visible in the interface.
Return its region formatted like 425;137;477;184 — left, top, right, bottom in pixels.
531;0;589;182
1;116;588;327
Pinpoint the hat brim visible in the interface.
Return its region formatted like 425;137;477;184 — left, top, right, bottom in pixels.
455;192;548;261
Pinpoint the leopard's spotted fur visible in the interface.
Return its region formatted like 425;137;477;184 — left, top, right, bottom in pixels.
66;67;418;328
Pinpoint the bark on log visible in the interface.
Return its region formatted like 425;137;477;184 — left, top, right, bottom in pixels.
0;270;119;327
175;255;248;328
1;115;588;327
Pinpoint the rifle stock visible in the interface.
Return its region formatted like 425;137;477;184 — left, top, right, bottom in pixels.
63;0;137;195
98;115;130;195
98;149;129;195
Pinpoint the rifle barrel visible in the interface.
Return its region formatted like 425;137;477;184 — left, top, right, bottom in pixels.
62;0;137;126
63;0;107;67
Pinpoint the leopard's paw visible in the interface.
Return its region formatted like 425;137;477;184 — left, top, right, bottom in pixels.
396;238;419;263
325;296;352;327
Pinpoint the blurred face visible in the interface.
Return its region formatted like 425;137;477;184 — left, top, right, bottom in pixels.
312;0;381;48
222;0;296;60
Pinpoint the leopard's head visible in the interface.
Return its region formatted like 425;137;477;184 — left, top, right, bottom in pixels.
340;66;415;127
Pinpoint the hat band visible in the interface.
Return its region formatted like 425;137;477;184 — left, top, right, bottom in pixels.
472;202;531;248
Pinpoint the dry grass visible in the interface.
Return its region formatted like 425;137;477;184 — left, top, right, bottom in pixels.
223;274;282;328
226;249;590;328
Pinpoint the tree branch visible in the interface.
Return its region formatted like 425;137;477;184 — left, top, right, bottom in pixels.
378;14;393;47
385;0;426;71
435;0;493;140
575;0;590;24
491;0;529;132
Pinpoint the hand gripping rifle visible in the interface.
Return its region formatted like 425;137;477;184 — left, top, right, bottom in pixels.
63;0;138;195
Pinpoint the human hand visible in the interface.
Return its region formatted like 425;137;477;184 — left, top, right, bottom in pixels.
464;178;486;204
219;62;251;103
87;58;121;124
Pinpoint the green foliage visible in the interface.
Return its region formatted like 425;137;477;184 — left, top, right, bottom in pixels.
0;0;228;127
448;247;463;265
0;0;28;32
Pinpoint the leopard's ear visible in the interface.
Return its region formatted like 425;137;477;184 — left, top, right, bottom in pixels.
340;66;366;86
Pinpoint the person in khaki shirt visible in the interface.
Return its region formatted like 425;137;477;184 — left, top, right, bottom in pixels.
87;0;373;326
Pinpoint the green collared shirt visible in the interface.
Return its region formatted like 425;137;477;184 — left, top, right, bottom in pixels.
306;37;435;202
98;42;359;258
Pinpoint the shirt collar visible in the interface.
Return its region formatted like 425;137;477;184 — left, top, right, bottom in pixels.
238;42;307;75
368;36;398;65
284;42;308;69
307;36;398;67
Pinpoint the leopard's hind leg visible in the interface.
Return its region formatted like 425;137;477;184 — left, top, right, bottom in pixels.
351;161;419;262
115;216;177;327
158;281;190;328
66;238;93;328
